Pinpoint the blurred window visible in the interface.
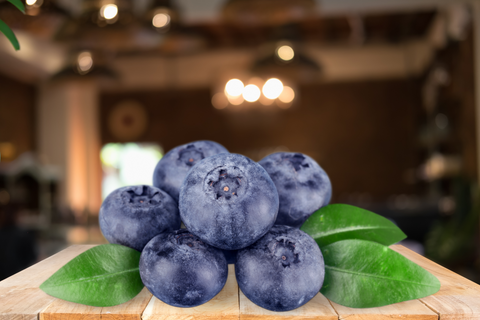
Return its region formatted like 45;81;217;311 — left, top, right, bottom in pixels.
100;143;163;199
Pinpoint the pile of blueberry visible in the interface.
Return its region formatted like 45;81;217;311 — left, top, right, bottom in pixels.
99;140;332;311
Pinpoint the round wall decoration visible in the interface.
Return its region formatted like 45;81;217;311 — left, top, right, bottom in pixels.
108;100;148;141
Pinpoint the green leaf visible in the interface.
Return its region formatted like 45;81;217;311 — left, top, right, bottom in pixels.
7;0;25;13
320;240;441;308
0;19;20;51
301;204;406;247
40;244;144;307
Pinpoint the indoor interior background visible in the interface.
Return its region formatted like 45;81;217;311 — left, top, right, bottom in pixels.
0;0;479;283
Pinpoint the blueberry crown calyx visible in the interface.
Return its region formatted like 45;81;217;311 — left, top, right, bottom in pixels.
268;236;301;268
172;229;205;250
177;145;205;167
205;167;246;201
124;186;162;207
285;153;310;172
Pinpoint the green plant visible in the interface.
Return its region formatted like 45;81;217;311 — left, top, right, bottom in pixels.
425;179;479;265
0;0;25;50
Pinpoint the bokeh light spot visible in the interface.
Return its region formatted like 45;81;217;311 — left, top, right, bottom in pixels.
100;4;118;20
212;92;229;109
277;45;294;61
225;79;244;97
243;84;261;102
153;13;171;28
262;78;284;99
279;86;295;103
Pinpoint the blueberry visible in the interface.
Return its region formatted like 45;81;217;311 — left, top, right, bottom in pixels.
235;225;324;312
179;153;279;250
153;141;229;202
140;229;228;308
258;152;332;228
99;185;180;252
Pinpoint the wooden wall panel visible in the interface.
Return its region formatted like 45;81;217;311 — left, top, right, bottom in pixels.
100;78;423;201
0;73;36;161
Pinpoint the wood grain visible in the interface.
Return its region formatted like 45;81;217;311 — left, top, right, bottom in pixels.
0;287;57;320
39;299;102;320
142;264;239;320
0;245;96;290
39;287;153;320
0;245;95;320
2;244;480;320
101;287;153;320
391;245;480;320
239;290;338;320
329;299;438;320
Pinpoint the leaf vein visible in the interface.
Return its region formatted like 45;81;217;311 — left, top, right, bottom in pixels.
325;265;438;288
45;267;139;288
311;226;399;239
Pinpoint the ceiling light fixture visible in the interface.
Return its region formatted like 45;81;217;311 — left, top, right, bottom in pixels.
100;4;118;20
77;51;93;74
243;84;261;102
225;79;244;97
152;12;171;28
276;45;294;61
262;78;284;99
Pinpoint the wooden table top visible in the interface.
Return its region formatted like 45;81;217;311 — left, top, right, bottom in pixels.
0;244;479;320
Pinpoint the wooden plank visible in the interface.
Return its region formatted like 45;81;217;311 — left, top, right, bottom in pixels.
239;290;338;320
101;287;152;320
329;299;438;320
391;245;480;320
0;287;57;320
2;244;480;320
39;300;102;320
0;245;96;290
39;287;153;320
142;264;239;320
0;245;95;320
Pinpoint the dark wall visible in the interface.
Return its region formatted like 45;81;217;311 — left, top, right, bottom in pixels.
0;73;36;160
437;31;477;180
100;78;423;202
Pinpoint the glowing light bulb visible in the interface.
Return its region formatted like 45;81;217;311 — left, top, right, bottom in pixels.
153;13;171;28
277;45;294;61
262;78;283;99
100;4;118;20
243;84;261;102
26;0;37;5
278;86;295;103
225;79;244;97
77;51;93;74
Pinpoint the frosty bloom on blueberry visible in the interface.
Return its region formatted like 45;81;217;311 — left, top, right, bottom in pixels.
140;229;228;308
235;225;325;312
259;152;332;228
99;185;180;252
152;140;229;202
179;153;279;250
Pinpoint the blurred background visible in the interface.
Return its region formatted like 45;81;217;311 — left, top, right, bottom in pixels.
0;0;479;283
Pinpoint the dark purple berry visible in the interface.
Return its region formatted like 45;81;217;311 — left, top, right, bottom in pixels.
179;153;279;250
259;152;332;228
236;225;324;312
99;185;180;252
140;229;228;307
153;141;228;203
